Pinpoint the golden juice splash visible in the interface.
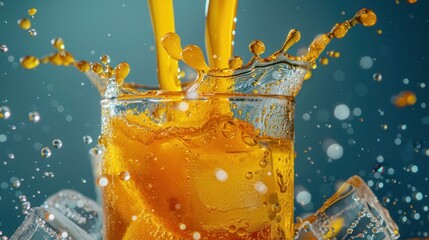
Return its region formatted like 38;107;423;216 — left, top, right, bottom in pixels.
19;3;377;239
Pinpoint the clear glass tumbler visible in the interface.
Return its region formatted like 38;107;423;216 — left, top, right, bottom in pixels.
100;60;307;239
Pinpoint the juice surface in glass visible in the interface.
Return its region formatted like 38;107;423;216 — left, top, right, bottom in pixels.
100;88;298;239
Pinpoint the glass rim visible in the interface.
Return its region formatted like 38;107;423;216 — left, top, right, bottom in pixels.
101;92;296;105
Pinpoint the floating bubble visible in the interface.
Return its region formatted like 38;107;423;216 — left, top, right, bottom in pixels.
334;104;350;120
97;177;108;187
28;111;40;122
192;232;201;240
353;107;362;116
0;106;11;119
254;181;268;194
83;135;93;144
119;171;130;181
373;72;382;82
41;147;52;158
326;143;344;160
52;139;62;149
0;44;8;53
89;147;102;156
296;190;312;206
359;56;373;69
214;168;228;182
415;192;423;201
10;177;21;188
0;134;6;142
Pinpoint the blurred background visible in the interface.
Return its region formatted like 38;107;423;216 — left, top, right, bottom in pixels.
1;0;428;238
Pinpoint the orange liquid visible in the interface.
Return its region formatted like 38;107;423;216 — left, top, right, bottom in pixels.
101;96;295;239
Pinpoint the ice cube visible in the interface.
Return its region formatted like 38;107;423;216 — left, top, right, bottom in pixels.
295;175;400;240
10;207;92;240
43;189;102;239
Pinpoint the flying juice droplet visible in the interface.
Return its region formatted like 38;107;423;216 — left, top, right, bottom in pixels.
74;61;91;72
161;32;183;60
228;56;243;70
51;38;65;50
355;8;377;27
20;56;40;69
114;62;130;84
28;8;37;16
100;55;110;65
17;18;31;30
181;45;209;72
249;40;265;57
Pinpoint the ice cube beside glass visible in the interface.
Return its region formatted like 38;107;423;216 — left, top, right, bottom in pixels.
295;175;400;240
10;207;92;240
43;189;102;239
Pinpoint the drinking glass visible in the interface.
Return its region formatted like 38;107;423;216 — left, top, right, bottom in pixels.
100;60;308;239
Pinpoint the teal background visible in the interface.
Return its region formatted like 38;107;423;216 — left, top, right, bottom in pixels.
1;0;428;238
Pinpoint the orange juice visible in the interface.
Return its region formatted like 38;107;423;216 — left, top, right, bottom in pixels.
100;93;296;239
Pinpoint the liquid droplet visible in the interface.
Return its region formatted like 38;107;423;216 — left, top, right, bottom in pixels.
114;62;130;84
228;56;243;69
0;106;11;119
51;38;65;50
249;40;265;57
355;8;377;27
74;61;90;72
373;73;382;82
0;44;8;53
221;121;237;138
242;133;257;146
97;176;108;187
52;139;63;149
28;29;37;37
17;18;31;30
161;32;183;60
181;45;209;72
20;56;40;69
83;135;93;144
236;228;247;237
119;171;131;181
27;8;37;16
41;147;52;158
89;147;102;156
91;62;103;74
100;55;110;65
319;57;329;65
28;111;40;123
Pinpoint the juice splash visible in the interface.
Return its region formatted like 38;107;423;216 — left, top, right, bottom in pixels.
18;3;377;239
